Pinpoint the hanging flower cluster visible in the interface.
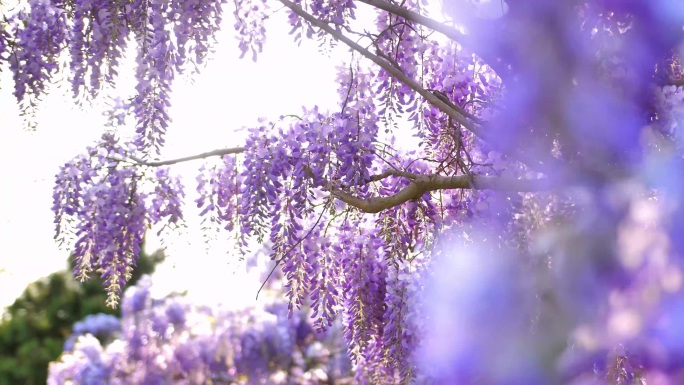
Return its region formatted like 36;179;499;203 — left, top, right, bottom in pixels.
6;0;68;111
4;0;226;152
52;133;185;306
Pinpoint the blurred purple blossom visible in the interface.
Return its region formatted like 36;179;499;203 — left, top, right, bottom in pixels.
49;275;353;384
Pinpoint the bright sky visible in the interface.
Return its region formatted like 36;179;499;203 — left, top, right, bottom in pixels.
0;8;346;311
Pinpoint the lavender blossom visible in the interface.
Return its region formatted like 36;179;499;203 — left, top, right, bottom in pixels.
49;275;354;384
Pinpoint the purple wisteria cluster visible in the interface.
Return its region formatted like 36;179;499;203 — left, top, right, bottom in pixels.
195;154;241;244
52;133;185;306
5;0;68;113
4;0;684;382
2;0;226;151
68;0;129;98
233;0;268;61
63;313;121;352
374;0;425;118
285;0;355;45
48;275;353;384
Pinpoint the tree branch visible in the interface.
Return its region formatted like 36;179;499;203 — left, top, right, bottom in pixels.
279;0;556;172
355;0;511;80
278;0;481;136
357;0;466;43
332;173;553;213
662;78;684;87
128;147;246;167
119;142;552;214
366;168;417;182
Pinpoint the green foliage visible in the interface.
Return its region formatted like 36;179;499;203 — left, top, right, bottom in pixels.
0;244;164;385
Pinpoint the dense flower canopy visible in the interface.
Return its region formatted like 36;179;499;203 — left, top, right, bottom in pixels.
3;0;684;382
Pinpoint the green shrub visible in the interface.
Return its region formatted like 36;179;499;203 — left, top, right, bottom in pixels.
0;244;164;385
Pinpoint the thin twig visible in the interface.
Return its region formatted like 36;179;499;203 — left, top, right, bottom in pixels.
128;147;245;167
256;198;332;300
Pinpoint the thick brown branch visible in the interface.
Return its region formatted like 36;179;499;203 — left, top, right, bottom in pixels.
663;78;684;87
129;147;245;167
278;0;481;137
332;174;553;213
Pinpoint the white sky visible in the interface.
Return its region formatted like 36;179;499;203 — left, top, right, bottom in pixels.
0;8;347;310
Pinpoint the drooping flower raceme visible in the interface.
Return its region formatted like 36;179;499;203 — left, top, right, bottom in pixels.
4;0;226;152
6;0;68;112
52;133;185;306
